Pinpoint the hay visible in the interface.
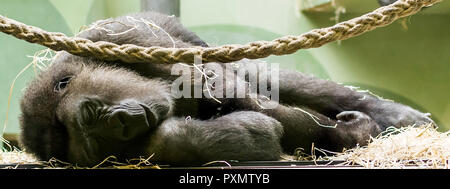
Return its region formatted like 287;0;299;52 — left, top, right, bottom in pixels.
335;124;449;169
0;150;37;165
2;49;55;136
0;151;160;169
1;124;448;169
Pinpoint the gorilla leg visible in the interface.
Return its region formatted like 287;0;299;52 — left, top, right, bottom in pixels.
141;111;284;166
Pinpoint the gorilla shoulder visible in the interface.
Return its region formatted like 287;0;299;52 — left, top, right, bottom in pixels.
77;12;208;48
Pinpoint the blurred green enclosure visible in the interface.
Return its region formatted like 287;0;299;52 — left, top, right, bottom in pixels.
0;0;449;138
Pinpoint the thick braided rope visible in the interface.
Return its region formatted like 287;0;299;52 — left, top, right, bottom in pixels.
0;0;441;64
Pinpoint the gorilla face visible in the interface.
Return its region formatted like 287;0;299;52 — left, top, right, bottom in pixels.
20;60;173;166
17;11;210;166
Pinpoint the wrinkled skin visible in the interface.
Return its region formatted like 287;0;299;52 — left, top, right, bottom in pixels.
19;12;434;166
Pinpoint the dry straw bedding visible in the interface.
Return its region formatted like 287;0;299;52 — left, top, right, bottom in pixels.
335;124;449;169
1;125;448;169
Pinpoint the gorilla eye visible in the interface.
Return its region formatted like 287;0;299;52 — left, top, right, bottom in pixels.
54;76;73;92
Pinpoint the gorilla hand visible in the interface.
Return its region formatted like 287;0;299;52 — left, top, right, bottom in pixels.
145;111;284;166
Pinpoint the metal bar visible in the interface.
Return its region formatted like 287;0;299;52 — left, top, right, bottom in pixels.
141;0;180;16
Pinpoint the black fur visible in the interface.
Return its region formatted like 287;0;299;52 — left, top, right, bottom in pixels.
19;12;434;166
378;0;398;6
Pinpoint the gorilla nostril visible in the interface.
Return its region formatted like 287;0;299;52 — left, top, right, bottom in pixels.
78;97;106;126
141;104;158;126
79;100;96;126
111;111;127;125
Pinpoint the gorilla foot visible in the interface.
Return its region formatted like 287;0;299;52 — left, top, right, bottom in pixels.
333;111;382;148
337;111;372;125
365;102;436;130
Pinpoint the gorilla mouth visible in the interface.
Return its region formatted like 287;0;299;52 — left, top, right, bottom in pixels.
78;98;156;141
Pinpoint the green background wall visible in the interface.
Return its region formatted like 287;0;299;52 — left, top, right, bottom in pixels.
0;0;449;138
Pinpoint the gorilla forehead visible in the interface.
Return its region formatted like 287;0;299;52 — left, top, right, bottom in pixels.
20;60;80;120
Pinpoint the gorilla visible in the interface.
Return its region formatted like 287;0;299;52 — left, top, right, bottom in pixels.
18;12;433;166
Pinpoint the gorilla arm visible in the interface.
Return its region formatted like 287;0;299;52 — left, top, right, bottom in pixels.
275;69;434;129
139;111;284;166
235;60;434;129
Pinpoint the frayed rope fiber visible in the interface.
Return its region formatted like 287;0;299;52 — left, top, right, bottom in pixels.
0;0;442;64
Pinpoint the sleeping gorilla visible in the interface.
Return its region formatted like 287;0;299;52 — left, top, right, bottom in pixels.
19;12;433;166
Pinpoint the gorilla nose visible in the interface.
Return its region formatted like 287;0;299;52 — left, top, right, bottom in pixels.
108;99;157;141
77;98;157;141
